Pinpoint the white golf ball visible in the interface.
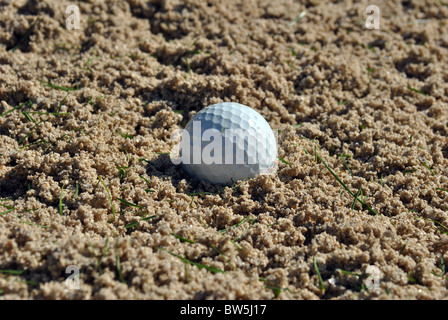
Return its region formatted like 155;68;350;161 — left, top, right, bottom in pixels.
180;102;277;185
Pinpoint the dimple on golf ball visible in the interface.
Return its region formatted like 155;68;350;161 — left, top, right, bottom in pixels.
179;102;277;185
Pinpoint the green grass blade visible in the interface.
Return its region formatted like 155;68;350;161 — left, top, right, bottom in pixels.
138;175;151;185
232;218;255;242
403;168;418;174
98;176;116;222
184;57;192;75
421;161;435;175
338;269;356;276
0;270;25;275
116;130;134;140
26;111;71;116
187;191;216;196
56;92;69;113
171;233;195;244
314;257;325;292
279;157;290;165
408;86;429;96
116;238;125;283
414;215;448;234
0;101;31;117
0;208;14;216
217;216;250;233
341;157;353;176
124;221;139;229
315;149;378;215
18;220;51;229
230;240;243;250
317;153;353;195
41;80;80;92
17;120;45;145
124;215;156;229
116;198;144;209
399;244;406;255
21;111;35;123
160;248;226;274
104;237;110;256
352;186;362;210
139;175;155;193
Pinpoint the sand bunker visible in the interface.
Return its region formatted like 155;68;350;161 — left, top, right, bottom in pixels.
0;0;447;299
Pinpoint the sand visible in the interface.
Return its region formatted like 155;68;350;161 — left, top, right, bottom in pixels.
0;0;447;300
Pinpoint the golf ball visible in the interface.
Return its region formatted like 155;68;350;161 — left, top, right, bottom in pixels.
180;102;277;185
